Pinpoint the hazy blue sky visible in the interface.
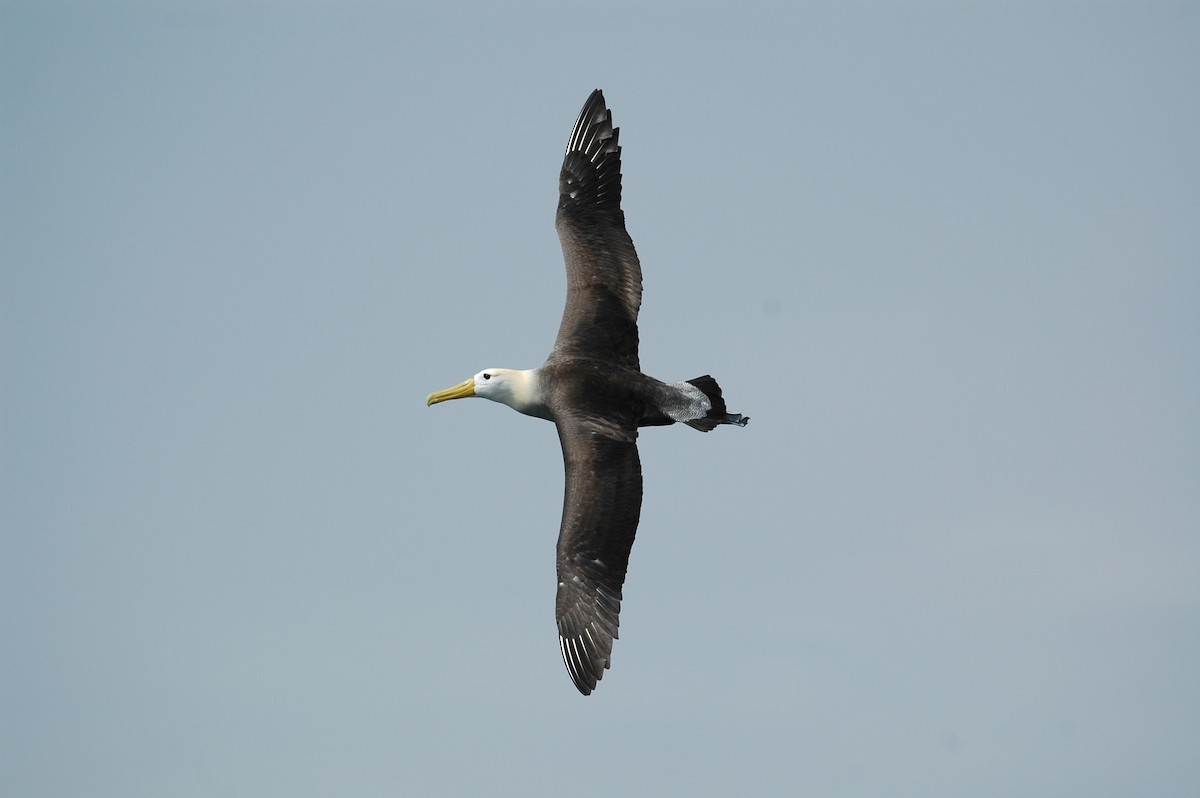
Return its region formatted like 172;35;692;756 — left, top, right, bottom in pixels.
2;2;1198;796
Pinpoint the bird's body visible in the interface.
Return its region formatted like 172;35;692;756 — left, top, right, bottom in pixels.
427;90;747;695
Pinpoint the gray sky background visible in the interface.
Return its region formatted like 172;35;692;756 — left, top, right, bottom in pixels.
2;2;1198;796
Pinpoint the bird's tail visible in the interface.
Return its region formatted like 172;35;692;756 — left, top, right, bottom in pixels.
683;375;750;432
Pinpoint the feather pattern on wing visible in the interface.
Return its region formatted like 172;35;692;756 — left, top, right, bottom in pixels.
552;90;643;370
553;410;642;695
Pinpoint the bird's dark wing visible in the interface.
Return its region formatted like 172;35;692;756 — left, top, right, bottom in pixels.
552;89;642;370
553;411;643;695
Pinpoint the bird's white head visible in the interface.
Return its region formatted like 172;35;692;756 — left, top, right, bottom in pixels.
426;368;544;417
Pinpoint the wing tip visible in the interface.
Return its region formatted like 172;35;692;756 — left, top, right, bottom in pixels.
559;632;612;696
564;89;618;159
559;90;623;214
557;602;620;696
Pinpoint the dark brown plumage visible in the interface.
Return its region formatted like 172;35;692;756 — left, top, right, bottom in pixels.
426;90;748;695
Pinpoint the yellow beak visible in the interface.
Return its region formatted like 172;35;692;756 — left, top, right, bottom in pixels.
426;378;476;406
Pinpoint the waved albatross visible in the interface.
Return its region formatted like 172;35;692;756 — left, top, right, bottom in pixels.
426;90;748;695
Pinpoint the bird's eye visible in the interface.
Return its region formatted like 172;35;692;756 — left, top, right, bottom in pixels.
483;373;491;380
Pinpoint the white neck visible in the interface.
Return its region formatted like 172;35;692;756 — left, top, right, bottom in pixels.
486;368;552;420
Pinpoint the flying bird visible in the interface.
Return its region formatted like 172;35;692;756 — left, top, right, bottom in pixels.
426;90;748;695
